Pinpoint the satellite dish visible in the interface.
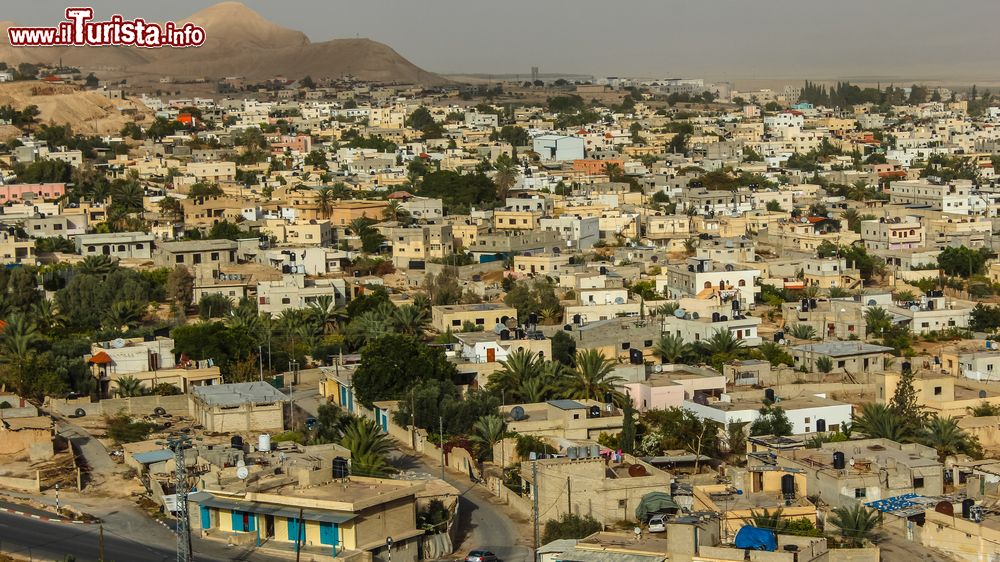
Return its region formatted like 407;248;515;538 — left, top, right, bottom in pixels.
654;364;663;373
510;406;526;421
111;338;126;349
614;296;626;304
634;527;642;537
505;317;518;329
910;305;920;312
691;312;700;320
494;323;504;334
867;299;877;306
849;458;856;466
236;466;249;480
673;308;686;318
779;339;787;345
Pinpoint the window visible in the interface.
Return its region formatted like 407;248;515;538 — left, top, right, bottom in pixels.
193;254;202;264
281;297;291;305
804;417;811;423
451;319;461;327
855;488;866;498
618;499;627;508
475;318;485;325
644;340;653;347
934;386;942;395
621;342;630;350
175;255;184;263
913;477;924;488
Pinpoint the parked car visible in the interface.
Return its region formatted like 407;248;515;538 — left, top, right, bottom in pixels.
648;514;667;533
465;550;499;562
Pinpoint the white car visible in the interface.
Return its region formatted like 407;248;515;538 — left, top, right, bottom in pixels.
648;514;667;533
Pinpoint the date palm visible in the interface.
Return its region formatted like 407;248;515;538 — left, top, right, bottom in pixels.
851;403;916;442
920;416;977;462
829;504;881;547
78;255;117;278
315;186;335;219
652;333;690;364
339;417;395;477
565;349;625;404
468;414;507;461
307;295;346;335
703;329;745;356
863;306;892;338
115;375;144;398
493;154;519;200
102;300;146;331
390;304;428;336
489;349;543;399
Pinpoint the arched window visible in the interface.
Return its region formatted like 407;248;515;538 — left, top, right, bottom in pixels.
704;281;713;289
738;279;746;287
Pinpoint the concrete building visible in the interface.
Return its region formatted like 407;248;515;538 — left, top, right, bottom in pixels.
790;341;892;375
684;392;852;435
519;454;673;526
539;215;600;250
657;258;760;314
503;399;623;441
155;239;238;270
256;274;348;316
623;364;726;412
76;232;155;260
533;134;585;161
430;303;519;333
189;382;287;433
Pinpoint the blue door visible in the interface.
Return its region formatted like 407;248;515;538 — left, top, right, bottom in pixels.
287;518;302;541
231;510;255;532
319;521;339;546
200;506;211;530
340;386;348;408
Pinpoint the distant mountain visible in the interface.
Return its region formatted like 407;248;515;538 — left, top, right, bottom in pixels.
0;2;446;84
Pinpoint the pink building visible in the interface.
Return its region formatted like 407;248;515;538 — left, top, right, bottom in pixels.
624;365;726;412
269;135;312;154
0;183;66;201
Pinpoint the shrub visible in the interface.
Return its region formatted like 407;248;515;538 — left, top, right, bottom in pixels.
106;413;154;444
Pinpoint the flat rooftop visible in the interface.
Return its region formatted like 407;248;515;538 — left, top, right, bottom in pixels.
706;393;844;412
792;341;893;357
191;382;288;407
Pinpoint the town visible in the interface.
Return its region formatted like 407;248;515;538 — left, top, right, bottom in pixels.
0;3;998;562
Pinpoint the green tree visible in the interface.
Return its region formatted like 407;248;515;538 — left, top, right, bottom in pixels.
551;330;577;367
814;356;833;373
920;416;980;462
750;405;792;437
339;417;395;477
468;415;507;461
652;333;690;364
851;403;916;441
115;375;144;397
541;513;602;544
829;504;881;547
565;349;624;403
353;334;457;408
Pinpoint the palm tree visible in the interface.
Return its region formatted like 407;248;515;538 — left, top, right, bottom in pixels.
604;162;624;182
348;310;394;345
339;418;395;477
653;302;680;317
315;186;335;219
489;349;543;399
115;375;144;397
815;356;834;373
493;154;519;200
390;304;428;336
307;295;346;335
829;504;881;547
468;414;507;461
851;403;917;441
78;255;117;277
747;508;786;532
565;349;625;403
32;299;64;335
787;323;817;340
111;178;144;214
864;306;892;338
102;300;146;331
703;329;745;356
842;208;862;232
920;416;977;462
382;200;411;223
348;217;374;237
0;313;41;364
682;238;697;256
652;333;690;364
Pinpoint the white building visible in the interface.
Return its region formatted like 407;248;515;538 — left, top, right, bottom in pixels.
532;134;585;161
539;215;600;250
684;392;853;435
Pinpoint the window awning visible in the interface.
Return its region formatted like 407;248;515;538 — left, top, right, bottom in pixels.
188;492;355;524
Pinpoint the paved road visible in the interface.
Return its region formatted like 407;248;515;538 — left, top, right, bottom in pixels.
54;416;123;486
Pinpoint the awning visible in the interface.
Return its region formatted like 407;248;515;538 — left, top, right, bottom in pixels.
89;351;113;365
188;492;355;524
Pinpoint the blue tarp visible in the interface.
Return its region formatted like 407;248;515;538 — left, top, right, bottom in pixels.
866;493;919;513
734;526;777;551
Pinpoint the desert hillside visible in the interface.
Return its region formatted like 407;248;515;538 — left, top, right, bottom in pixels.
0;82;150;136
0;2;446;84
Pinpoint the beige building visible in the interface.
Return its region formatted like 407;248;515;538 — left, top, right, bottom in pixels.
503;399;624;441
430;303;518;333
382;224;454;268
256;274;349;316
520;454;672;525
189;382;287;433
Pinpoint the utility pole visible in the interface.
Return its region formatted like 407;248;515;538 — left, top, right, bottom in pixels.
566;476;571;515
439;416;445;480
295;507;304;562
164;433;194;562
258;345;263;381
532;458;540;562
99;524;105;562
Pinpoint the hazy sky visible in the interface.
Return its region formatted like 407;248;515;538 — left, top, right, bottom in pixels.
9;1;1000;82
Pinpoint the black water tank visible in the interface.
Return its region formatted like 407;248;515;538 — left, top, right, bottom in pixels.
500;329;510;340
712;312;721;322
781;474;795;496
629;348;643;365
833;451;846;470
720;315;728;322
589;405;601;418
573;314;582;325
564;324;573;331
765;388;776;403
809;298;818;309
963;498;975;519
801;299;809;312
732;299;740;310
902;361;912;374
528;313;539;325
816;419;827;432
333;457;349;479
599;266;608;275
773;331;784;342
231;435;244;450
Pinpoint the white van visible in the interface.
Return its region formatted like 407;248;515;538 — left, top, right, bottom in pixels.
648;514;667;533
